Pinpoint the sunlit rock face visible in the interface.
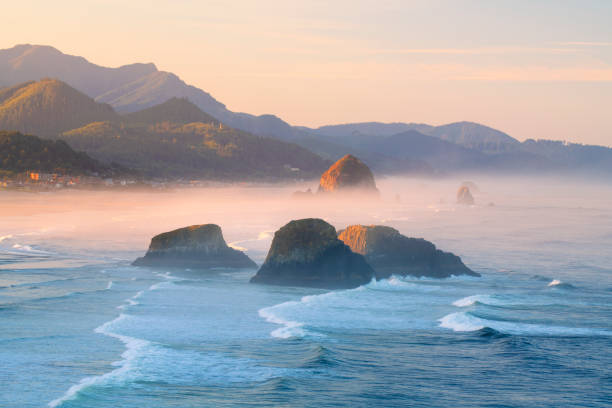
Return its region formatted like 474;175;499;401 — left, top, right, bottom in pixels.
457;186;475;205
318;154;378;195
338;225;479;279
133;224;256;269
250;218;374;289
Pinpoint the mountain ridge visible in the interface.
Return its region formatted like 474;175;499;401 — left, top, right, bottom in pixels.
0;78;118;138
1;44;611;177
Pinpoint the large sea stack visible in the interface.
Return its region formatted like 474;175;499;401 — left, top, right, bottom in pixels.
318;154;379;195
133;224;256;269
250;218;374;289
338;225;479;279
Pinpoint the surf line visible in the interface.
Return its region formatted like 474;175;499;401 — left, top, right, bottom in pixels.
48;273;173;407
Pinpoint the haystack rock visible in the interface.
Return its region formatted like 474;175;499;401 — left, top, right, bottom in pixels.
338;225;479;279
457;186;475;205
250;218;374;289
133;224;256;269
318;154;378;195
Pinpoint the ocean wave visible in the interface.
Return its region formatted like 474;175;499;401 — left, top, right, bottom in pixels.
438;311;612;337
10;243;52;255
367;276;442;292
49;281;154;406
258;276;445;338
48;313;151;407
452;294;495;307
547;279;575;289
117;290;144;310
0;234;13;243
298;344;339;368
258;303;307;339
9;283;121;305
117;298;140;310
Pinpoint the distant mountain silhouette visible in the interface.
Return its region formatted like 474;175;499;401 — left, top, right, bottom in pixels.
123;97;219;126
312;122;432;138
310;121;518;154
519;139;612;174
0;44;297;140
0;44;156;97
424;122;519;153
0;79;118;138
1;44;611;177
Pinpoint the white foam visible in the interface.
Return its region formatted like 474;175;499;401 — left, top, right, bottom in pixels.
0;234;13;243
548;279;562;287
258;305;306;339
117;298;139;310
453;294;494;307
116;290;143;310
48;314;151;407
439;311;612;336
106;281;114;290
49;283;158;406
439;312;485;332
149;282;170;291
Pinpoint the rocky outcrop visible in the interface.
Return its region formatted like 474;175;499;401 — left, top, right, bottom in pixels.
250;218;374;289
291;188;314;199
338;225;479;279
318;154;378;194
457;186;475;205
133;224;256;269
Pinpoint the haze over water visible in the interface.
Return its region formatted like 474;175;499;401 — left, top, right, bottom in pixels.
1;176;611;407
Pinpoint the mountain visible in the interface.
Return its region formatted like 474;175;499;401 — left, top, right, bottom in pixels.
311;122;433;138
0;76;329;180
424;122;519;153
60;120;329;179
0;44;297;140
123;97;219;126
519;139;612;174
309;121;519;154
0;79;118;137
2;44;610;177
0;44;156;97
0;131;106;175
360;130;486;170
307;128;485;171
287;132;435;175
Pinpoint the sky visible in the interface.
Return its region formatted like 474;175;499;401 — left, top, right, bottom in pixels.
2;0;612;145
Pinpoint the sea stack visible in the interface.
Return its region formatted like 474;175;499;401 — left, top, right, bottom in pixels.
457;186;475;205
133;224;256;269
250;218;374;289
318;154;379;195
338;225;479;279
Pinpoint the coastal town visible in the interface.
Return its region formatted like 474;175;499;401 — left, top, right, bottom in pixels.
0;171;215;191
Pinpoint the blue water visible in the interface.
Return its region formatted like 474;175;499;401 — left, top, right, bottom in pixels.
1;182;611;407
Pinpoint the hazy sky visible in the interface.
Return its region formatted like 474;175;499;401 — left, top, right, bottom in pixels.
3;0;612;145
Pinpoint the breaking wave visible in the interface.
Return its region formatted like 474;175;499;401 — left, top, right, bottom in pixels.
438;311;611;337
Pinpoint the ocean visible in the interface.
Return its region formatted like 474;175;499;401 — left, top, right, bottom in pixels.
1;177;611;407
